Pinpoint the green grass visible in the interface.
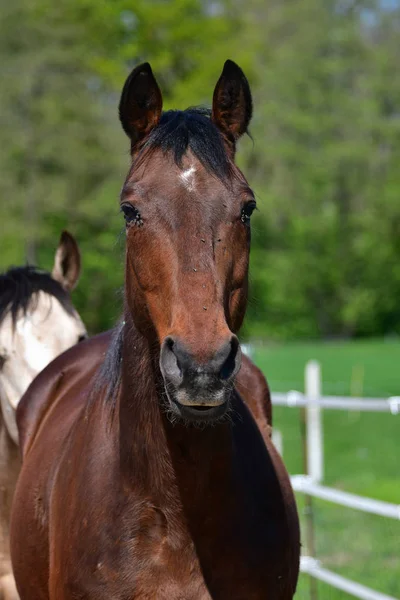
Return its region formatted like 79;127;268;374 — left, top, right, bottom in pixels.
252;339;400;600
253;338;400;397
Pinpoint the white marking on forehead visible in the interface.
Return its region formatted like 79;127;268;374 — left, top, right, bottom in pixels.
180;165;196;192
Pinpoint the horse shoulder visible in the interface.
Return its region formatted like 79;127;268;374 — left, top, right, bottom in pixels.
18;330;112;457
231;397;300;595
235;354;272;441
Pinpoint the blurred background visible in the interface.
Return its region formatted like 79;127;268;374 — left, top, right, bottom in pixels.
0;0;399;598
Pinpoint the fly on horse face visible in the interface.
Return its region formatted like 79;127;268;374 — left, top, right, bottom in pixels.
0;231;86;600
11;61;300;599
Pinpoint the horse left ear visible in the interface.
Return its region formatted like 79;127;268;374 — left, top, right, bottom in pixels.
119;62;163;152
52;231;81;292
212;60;253;157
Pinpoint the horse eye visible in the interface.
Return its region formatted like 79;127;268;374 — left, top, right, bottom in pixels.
0;355;5;370
241;201;256;224
78;335;87;343
121;203;143;227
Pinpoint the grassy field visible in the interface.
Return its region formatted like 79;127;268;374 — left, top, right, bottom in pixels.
252;339;400;600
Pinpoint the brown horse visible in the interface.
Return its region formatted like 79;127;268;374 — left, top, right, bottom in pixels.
11;61;300;599
0;231;86;600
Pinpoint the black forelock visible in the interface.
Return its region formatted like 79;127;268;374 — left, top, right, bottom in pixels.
140;107;232;180
0;265;74;327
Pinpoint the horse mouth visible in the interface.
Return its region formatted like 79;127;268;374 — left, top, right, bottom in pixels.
168;397;229;423
162;383;231;423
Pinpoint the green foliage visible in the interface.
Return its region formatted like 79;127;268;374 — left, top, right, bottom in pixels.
240;0;400;339
1;0;400;337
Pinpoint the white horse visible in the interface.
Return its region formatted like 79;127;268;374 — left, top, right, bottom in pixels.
0;231;87;600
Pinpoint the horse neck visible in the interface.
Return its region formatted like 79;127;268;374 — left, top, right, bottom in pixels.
117;316;235;514
0;409;20;568
112;318;278;593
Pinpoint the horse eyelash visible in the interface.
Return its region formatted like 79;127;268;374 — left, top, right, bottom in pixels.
121;204;144;228
240;201;257;224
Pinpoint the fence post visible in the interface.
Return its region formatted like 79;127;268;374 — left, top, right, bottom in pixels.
272;429;283;456
303;360;323;600
305;360;324;483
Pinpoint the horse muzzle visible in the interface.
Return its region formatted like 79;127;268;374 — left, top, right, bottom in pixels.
159;335;241;422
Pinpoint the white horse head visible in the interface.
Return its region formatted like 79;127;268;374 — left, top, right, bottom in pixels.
0;231;87;444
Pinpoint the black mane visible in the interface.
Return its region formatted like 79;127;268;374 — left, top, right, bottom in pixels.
91;320;124;407
0;265;74;326
140;108;232;180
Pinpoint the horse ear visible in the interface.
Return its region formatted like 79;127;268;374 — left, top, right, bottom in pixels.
52;231;81;292
212;60;253;157
119;62;163;151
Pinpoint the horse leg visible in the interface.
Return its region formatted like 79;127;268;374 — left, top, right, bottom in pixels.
0;573;19;600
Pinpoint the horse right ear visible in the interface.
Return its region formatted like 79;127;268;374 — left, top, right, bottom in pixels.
119;62;163;152
52;231;81;292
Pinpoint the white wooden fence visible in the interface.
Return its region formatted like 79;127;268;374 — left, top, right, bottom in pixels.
270;360;400;600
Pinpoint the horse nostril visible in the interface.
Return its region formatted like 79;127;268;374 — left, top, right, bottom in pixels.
160;336;183;386
160;335;241;388
219;336;241;381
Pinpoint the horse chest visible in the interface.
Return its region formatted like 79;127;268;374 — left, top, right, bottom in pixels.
61;503;211;600
118;510;211;599
82;551;210;600
125;562;211;600
70;507;280;600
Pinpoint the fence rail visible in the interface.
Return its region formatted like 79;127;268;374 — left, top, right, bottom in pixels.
269;360;399;600
300;558;397;600
291;475;400;521
271;391;400;414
